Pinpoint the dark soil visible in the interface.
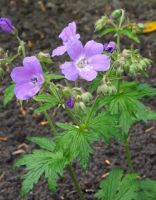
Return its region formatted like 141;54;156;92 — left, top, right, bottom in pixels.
0;0;156;199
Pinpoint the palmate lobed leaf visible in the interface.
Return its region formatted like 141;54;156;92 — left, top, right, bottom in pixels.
14;137;66;197
98;81;156;134
96;168;156;200
27;136;55;152
96;168;138;200
56;123;96;168
88;112;121;142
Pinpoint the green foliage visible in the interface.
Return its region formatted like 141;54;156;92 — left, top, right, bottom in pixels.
96;168;138;200
14;136;66;197
56;123;97;168
136;179;156;200
118;28;139;43
87;112;121;141
27;136;55;152
98;27;116;37
99;81;156;134
44;73;64;81
96;168;156;200
3;83;15;107
34;94;59;112
95;9;140;43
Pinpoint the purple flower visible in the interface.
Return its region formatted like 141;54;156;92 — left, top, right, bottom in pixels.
103;41;116;53
60;40;110;81
66;97;75;108
52;21;80;57
11;56;44;100
0;17;14;33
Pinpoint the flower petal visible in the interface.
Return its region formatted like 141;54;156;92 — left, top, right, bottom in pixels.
66;40;83;60
60;62;79;81
23;56;43;74
52;45;67;57
89;54;110;71
79;68;97;81
14;82;41;100
59;21;77;42
11;67;32;83
84;40;103;57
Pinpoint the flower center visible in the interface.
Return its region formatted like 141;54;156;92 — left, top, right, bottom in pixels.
76;57;88;69
31;77;38;85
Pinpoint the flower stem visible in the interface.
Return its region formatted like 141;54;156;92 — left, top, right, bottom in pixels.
67;164;86;200
43;110;57;136
64;105;79;125
124;138;134;173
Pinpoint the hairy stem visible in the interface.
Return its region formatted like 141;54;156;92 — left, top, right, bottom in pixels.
67;164;86;200
43;110;57;136
124;138;134;172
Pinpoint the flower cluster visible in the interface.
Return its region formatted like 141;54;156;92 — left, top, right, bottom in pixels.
52;21;115;81
10;21;116;100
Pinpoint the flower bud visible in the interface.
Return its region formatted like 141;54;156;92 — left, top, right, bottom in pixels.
103;41;116;53
0;18;14;33
62;87;71;97
37;52;52;64
65;97;75;109
95;16;108;31
111;9;122;19
79;102;86;111
81;92;92;102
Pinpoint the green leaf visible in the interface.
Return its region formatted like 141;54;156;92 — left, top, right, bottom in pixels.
34;94;57;103
95;168;138;200
56;122;75;130
120;81;156;99
27;136;55;152
98;81;156;134
56;125;96;168
3;84;15;107
34;95;59;112
98;27;116;37
96;169;156;200
44;73;64;81
119;28;140;43
35;102;57;112
136;179;156;200
88;112;121;142
14;149;66;196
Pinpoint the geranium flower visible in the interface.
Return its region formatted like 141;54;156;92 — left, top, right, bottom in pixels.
60;40;110;81
52;21;80;57
11;56;44;100
103;41;116;53
0;17;14;33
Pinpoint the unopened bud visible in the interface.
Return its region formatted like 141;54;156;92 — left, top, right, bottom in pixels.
111;9;122;19
62;87;71;97
65;97;75;109
81;92;92;102
95;16;108;31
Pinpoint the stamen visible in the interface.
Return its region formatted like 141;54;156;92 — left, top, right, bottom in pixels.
31;77;38;85
76;57;88;68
